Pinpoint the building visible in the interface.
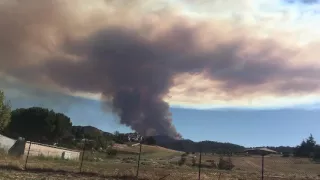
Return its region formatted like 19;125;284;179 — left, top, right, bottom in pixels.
0;134;16;153
0;134;80;160
244;148;278;155
127;133;142;142
24;141;80;160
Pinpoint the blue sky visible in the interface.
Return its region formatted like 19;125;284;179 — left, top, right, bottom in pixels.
66;103;320;147
9;95;320;147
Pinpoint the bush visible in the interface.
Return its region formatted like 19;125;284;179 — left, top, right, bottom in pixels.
313;147;320;161
106;148;118;157
218;157;234;170
178;153;187;166
206;159;217;168
192;157;196;166
122;157;136;163
282;152;291;157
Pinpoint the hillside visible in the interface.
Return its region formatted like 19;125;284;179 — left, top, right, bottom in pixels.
153;135;245;153
112;143;182;156
69;126;245;153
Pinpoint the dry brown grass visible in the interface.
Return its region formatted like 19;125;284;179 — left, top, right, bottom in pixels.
0;146;320;180
113;143;183;154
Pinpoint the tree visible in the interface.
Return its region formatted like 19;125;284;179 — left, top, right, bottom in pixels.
314;145;320;161
294;134;316;158
218;156;235;170
144;136;156;145
114;131;120;136
8;107;72;143
51;113;73;142
0;90;11;132
178;153;187;166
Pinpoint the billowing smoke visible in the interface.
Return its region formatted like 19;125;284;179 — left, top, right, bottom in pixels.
1;0;320;138
41;28;185;138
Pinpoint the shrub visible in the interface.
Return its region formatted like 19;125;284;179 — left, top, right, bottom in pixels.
106;148;118;157
282;152;290;157
191;156;196;166
218;157;234;170
206;159;217;168
178;153;187;166
313;147;320;161
122;157;136;163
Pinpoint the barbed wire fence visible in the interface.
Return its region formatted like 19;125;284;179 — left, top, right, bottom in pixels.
1;137;319;180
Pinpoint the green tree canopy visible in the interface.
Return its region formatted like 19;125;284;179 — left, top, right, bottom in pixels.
0;90;11;132
8;107;72;143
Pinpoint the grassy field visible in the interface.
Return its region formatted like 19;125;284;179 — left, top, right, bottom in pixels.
0;144;320;180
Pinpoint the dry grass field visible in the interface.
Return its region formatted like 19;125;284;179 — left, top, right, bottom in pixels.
0;145;320;180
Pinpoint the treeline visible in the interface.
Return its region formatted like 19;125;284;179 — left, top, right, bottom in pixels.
0;90;247;153
0;104;246;153
0;105;245;153
2;106;144;150
2;107;145;150
293;134;320;159
0;105;246;153
153;136;245;153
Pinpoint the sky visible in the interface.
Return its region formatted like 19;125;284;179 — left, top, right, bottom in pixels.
1;0;320;147
7;94;320;147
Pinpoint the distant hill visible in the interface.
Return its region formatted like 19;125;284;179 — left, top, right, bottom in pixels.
69;126;297;154
152;135;245;153
152;135;176;144
69;126;245;153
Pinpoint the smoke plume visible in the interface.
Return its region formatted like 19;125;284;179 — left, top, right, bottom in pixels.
1;0;320;138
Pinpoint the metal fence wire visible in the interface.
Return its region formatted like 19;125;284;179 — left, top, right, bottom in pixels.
0;141;320;180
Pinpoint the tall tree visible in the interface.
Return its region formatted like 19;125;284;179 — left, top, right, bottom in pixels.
8;107;72;143
0;90;11;132
51;113;73;142
314;145;320;160
294;134;316;157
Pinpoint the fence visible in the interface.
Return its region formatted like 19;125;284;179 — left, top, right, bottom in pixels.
0;141;320;180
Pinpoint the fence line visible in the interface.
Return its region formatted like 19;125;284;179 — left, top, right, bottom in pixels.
1;141;319;180
24;142;32;169
198;146;202;180
24;146;264;180
79;139;86;173
20;145;299;180
135;142;142;180
261;154;265;180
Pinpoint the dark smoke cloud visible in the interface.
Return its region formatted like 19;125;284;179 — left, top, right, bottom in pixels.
0;0;320;138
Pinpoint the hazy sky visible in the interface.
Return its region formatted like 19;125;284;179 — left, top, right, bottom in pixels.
1;0;320;146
